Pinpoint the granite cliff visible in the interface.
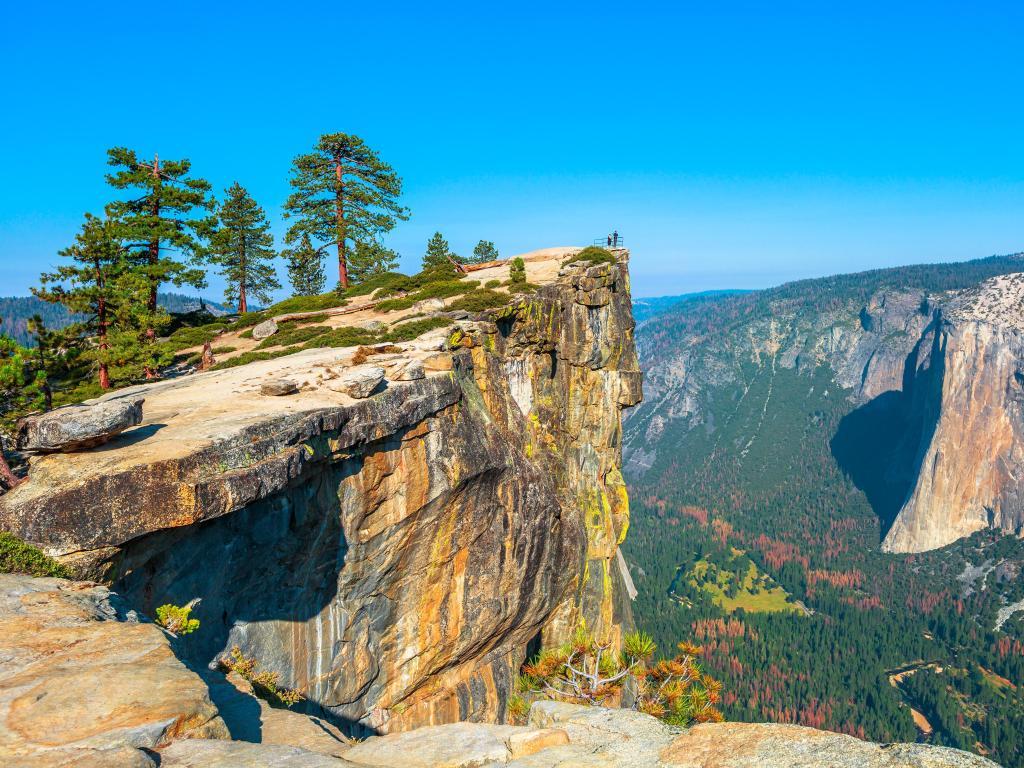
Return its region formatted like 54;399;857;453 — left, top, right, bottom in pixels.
0;248;641;735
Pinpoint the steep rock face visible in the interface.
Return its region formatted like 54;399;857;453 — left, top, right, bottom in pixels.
883;274;1024;552
0;252;640;734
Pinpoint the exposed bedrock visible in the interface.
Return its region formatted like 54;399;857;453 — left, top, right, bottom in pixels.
883;313;1024;553
0;254;641;734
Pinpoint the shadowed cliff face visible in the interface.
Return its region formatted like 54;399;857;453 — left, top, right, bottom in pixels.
883;295;1024;552
0;252;641;734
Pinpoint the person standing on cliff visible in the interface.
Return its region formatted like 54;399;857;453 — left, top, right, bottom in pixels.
612;230;619;247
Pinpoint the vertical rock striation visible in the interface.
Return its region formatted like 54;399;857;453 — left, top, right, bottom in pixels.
883;274;1024;552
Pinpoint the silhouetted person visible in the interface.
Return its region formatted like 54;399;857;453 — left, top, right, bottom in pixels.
612;230;619;247
606;234;612;246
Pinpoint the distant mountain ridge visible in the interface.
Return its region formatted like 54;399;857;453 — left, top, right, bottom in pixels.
0;293;233;346
632;290;751;325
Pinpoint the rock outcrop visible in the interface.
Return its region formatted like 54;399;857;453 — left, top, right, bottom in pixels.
883;273;1024;552
16;398;145;453
0;577;995;768
0;249;641;734
0;574;227;767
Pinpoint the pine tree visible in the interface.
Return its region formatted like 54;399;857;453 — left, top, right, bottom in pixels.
348;240;399;285
422;232;456;270
283;133;408;289
0;335;47;489
471;240;499;264
105;148;216;362
209;183;281;312
509;256;527;284
34;213;134;389
283;234;327;297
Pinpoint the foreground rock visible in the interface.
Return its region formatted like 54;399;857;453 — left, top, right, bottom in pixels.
0;574;226;767
16;398;144;452
252;318;279;340
159;740;357;767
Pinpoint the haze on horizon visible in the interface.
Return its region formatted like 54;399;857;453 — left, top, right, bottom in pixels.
1;2;1021;301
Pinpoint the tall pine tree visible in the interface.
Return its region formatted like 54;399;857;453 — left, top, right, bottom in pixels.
0;335;47;489
209;183;281;312
283;234;327;296
422;232;456;270
283;133;408;289
34;213;137;389
471;240;499;264
105;148;215;358
348;240;399;285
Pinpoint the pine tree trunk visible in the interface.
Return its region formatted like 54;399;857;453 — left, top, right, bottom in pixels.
96;260;111;390
238;282;247;314
335;161;348;289
144;156;161;379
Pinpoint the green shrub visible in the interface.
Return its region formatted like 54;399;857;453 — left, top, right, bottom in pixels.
220;646;304;707
167;323;228;350
211;348;299;370
484;279;502;289
211;345;237;354
448;290;509;313
0;532;70;578
344;272;414;298
509;257;526;284
302;326;378;349
230;312;267;330
375;296;417;312
264;293;346;316
256;324;331;350
155;601;201;636
562;246;616;267
385;316;454;342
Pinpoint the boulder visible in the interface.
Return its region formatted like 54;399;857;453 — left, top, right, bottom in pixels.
252;319;279;340
159;739;357;767
344;722;567;768
423;353;455;372
324;366;385;398
16;398;144;453
357;320;386;332
0;575;227;765
381;357;425;382
261;379;299;396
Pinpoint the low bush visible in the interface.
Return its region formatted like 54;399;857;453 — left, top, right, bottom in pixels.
0;532;70;578
167;323;225;350
211;345;237;354
220;646;304;707
256;324;331;350
264;293;346;316
562;246;616;267
484;279;502;289
301;327;378;349
515;625;722;727
211;348;299;370
447;290;509;313
385;316;454;342
230;311;267;330
155;600;201;636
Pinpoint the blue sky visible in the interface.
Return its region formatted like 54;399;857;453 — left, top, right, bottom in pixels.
1;2;1022;300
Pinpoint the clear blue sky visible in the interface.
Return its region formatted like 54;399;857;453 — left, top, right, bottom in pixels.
2;1;1022;300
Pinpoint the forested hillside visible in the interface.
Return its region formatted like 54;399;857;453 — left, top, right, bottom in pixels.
0;293;231;345
623;255;1024;767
